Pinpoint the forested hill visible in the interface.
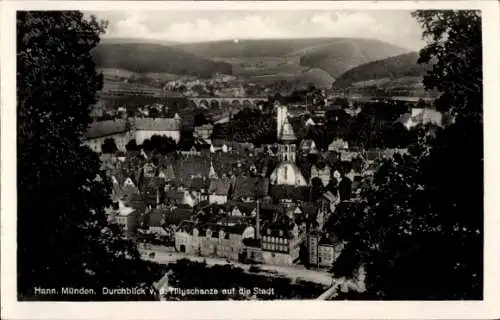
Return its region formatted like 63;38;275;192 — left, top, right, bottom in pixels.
178;38;410;79
332;52;434;88
92;43;233;78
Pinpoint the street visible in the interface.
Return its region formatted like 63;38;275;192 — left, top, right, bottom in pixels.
139;246;334;286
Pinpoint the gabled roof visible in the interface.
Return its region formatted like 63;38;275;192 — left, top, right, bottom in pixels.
328;138;349;151
226;201;257;216
134;117;181;131
84;120;128;139
164;190;185;202
189;177;210;191
305;118;316;126
261;216;297;239
208;178;231;196
279;116;297;141
231;176;269;200
173;156;210;182
299;139;317;150
159;163;176;181
396;113;412;125
148;208;167;227
167;206;194;225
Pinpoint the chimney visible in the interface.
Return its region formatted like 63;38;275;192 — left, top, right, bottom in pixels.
256;199;261;240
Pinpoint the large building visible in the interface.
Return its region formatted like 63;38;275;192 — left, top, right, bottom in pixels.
175;221;255;261
397;107;443;130
83;119;133;153
105;200;139;239
83;116;182;153
133;116;182;144
270;105;308;187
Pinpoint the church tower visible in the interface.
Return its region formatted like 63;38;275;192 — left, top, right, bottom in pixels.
270;105;307;186
276;105;297;162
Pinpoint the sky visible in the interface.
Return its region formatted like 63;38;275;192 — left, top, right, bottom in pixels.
91;10;427;50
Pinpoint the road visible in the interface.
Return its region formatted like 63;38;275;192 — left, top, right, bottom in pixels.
139;246;334;286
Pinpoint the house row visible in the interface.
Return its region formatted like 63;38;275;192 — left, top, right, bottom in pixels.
174;212;305;266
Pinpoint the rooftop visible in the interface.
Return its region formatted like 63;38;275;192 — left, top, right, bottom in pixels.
84;119;128;139
134;117;181;131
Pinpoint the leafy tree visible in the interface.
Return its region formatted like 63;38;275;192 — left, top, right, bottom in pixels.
126;139;139;152
150;135;177;155
212;108;277;146
149;107;160;118
101;138;118;154
17;11;161;301
331;10;482;300
310;177;325;202
299;244;310;268
193;110;210;127
141;138;153;153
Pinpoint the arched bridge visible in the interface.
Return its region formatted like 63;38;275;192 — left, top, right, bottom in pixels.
189;97;267;109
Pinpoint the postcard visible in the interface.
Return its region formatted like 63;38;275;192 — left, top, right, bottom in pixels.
2;1;500;319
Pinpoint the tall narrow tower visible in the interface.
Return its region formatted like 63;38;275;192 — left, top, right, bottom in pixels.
276;104;286;139
276;105;297;162
270;104;308;186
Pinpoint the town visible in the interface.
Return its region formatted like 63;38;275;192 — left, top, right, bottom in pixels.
84;79;443;282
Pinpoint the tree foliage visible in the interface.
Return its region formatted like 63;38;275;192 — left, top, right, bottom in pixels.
149;135;178;155
126;139;139;152
101;138;118;154
17;11;161;300
212;108;277;146
331;10;483;300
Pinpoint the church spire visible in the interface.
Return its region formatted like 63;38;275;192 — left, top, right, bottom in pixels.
209;158;218;179
276;105;296;142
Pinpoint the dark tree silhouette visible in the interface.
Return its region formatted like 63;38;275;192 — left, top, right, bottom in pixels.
126;139;139;152
193;111;210;127
331;10;483;300
149;135;177;155
101;138;118;154
310;177;325;201
149;107;160;118
212;108;277;146
141;138;153;153
17;11;161;301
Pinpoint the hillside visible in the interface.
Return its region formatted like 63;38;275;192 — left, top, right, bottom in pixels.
92;43;233;78
298;38;410;78
296;68;335;88
178;38;409;79
101;37;180;46
177;38;341;58
332;52;434;89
